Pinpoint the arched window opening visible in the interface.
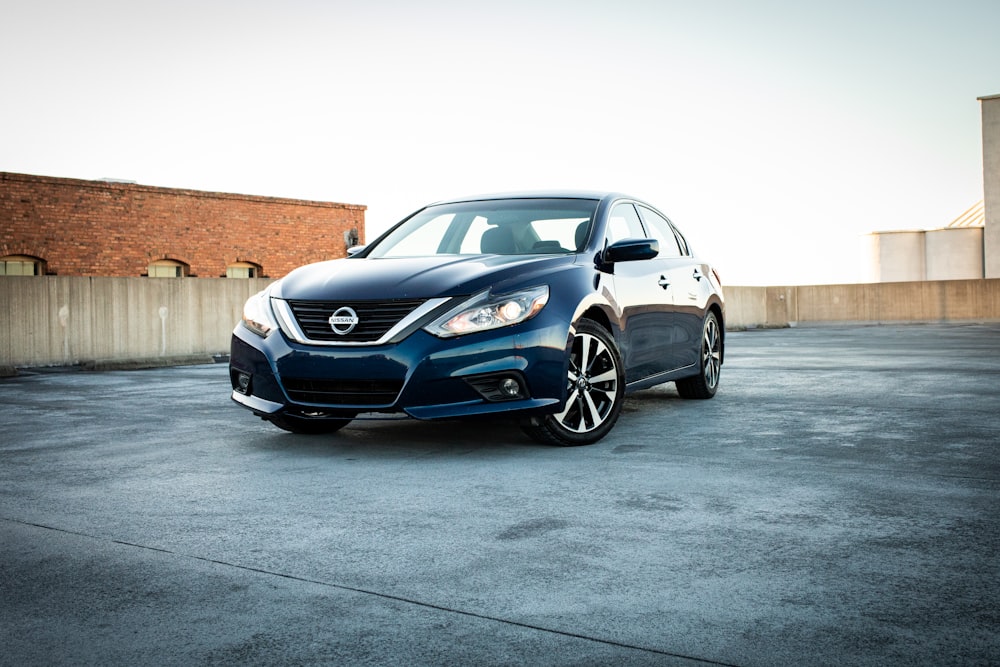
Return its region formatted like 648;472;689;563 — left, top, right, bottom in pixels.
226;261;262;279
0;255;45;276
147;259;189;278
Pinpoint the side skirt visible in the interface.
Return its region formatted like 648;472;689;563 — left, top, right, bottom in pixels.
624;363;699;394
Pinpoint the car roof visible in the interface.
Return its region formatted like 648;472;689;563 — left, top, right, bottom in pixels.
428;190;629;206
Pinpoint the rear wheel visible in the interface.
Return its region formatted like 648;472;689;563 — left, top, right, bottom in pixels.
676;311;722;399
521;319;624;446
266;415;352;434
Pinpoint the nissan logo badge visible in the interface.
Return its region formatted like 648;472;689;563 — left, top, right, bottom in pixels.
328;306;359;335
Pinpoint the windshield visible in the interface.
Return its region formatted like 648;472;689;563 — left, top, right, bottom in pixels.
367;198;598;259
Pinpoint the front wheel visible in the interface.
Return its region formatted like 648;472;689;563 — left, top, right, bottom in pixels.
675;311;722;399
521;319;625;446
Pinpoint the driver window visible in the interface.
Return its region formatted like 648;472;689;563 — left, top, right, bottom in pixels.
606;203;645;244
638;206;682;257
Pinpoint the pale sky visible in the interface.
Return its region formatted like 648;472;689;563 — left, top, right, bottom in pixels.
2;0;997;285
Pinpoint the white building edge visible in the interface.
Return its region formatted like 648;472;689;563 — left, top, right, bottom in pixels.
867;94;1000;282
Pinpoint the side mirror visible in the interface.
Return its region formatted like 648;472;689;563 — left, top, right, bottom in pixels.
603;238;659;263
346;245;367;257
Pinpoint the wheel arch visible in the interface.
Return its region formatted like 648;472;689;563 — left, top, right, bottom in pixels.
577;305;614;335
708;301;725;365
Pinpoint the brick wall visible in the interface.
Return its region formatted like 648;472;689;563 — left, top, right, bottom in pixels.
0;172;366;278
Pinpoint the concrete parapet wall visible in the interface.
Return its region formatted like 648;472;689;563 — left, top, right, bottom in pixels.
724;278;1000;329
3;277;1000;368
1;276;272;368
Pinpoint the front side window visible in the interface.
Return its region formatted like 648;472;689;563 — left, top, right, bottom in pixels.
0;255;44;276
606;203;646;245
367;199;598;258
638;206;684;257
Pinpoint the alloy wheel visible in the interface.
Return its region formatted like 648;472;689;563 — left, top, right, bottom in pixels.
555;331;620;433
703;315;722;390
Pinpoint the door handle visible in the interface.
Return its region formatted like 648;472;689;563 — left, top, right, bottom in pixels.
658;275;670;290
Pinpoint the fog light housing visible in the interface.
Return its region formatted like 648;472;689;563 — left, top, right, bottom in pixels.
232;370;252;395
465;373;528;402
500;377;522;397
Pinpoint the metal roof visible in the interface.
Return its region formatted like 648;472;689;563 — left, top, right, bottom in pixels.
946;201;985;228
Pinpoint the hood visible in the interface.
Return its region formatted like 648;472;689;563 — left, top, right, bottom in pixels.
273;254;579;301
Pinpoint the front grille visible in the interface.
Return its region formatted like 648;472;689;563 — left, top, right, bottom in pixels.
283;378;404;406
285;299;427;342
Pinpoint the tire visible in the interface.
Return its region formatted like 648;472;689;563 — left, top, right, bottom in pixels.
266;414;352;434
521;319;625;446
676;311;722;399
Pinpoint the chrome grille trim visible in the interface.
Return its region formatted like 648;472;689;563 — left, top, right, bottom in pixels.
272;297;451;346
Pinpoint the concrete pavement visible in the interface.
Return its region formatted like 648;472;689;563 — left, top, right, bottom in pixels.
1;323;998;666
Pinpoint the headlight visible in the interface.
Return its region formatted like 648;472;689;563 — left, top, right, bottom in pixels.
241;288;279;337
425;285;549;337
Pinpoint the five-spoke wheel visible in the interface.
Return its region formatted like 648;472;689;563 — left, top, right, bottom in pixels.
676;311;722;399
521;319;625;446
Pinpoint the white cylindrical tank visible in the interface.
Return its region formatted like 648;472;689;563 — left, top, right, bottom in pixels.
866;231;926;282
925;227;984;280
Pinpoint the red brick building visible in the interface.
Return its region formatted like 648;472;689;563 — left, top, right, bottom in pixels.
0;172;365;278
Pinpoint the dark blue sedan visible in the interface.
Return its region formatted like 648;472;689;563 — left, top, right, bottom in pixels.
230;191;724;445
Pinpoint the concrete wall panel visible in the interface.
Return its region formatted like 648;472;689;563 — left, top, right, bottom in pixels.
2;277;271;367
3;277;1000;368
719;286;767;329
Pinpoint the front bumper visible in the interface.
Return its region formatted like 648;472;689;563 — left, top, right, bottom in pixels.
229;314;570;422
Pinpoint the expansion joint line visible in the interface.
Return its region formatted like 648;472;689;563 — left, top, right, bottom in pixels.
7;517;741;667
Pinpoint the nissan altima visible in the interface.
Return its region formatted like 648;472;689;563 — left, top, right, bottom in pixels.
230;191;724;445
